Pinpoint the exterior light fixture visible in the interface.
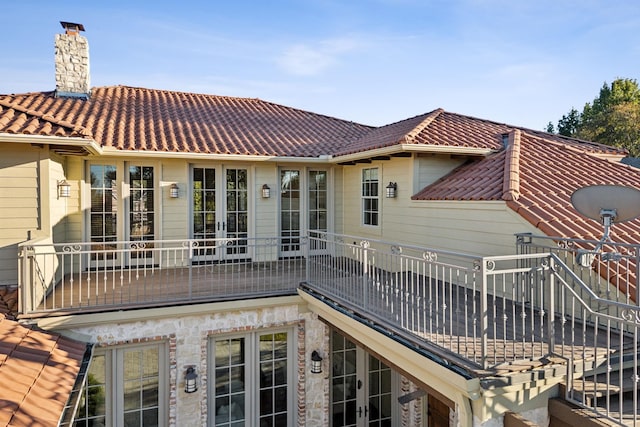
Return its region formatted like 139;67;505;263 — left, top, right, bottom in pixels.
262;184;271;199
58;180;71;198
311;350;323;374
170;183;179;199
385;182;397;198
185;366;198;393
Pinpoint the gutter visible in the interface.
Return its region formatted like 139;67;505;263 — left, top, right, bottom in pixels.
331;144;496;164
99;147;334;163
0;133;102;155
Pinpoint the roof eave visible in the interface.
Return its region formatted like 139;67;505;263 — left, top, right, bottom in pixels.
99;147;334;163
0;133;103;155
331;144;497;164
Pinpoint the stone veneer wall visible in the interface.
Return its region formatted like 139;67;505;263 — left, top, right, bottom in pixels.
54;32;90;95
67;303;331;426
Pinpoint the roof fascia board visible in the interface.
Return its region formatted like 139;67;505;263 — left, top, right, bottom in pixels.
331;144;495;164
0;133;102;155
99;147;333;163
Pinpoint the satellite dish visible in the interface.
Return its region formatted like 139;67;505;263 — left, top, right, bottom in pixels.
570;185;640;267
571;185;640;224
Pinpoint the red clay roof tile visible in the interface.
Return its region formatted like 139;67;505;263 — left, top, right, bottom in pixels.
1;87;374;157
0;314;87;427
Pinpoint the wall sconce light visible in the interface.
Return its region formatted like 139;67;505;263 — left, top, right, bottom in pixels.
185;366;198;393
385;182;397;198
262;184;271;199
169;183;179;199
311;350;323;374
57;180;71;198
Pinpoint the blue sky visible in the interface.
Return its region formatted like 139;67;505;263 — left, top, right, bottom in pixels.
1;1;639;130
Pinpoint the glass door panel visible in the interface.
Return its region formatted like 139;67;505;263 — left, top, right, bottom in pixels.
90;164;118;266
280;170;301;256
129;165;155;262
225;168;248;259
193;167;217;261
191;167;249;262
331;331;396;427
213;337;247;427
309;170;328;253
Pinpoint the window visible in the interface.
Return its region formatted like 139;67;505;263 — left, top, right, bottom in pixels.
89;164;118;259
309;170;327;232
73;343;168;426
362;168;379;226
209;330;293;426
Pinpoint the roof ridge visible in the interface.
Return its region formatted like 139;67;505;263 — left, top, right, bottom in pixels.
502;129;521;201
0;97;91;137
403;108;444;143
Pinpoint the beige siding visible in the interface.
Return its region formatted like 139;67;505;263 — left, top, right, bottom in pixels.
65;156;84;241
0;144;41;284
340;155;539;256
161;159;189;241
415;154;466;191
254;164;278;238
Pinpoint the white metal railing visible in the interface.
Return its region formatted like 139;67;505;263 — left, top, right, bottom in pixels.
18;237;305;314
516;232;640;306
304;232;639;425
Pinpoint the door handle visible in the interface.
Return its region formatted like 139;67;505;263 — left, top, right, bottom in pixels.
357;379;363;389
217;221;220;231
358;406;362;418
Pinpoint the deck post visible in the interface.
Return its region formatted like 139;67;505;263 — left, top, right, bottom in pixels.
362;240;369;312
480;257;488;369
188;240;194;300
547;255;555;356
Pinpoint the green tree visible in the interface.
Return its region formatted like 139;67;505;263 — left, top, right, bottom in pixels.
550;78;640;156
557;108;580;137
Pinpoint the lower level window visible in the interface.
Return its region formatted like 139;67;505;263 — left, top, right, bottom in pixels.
209;330;293;426
74;342;168;426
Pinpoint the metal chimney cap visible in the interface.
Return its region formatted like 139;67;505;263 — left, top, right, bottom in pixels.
60;22;85;33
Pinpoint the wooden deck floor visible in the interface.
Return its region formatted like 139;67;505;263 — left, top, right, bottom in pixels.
33;260;306;314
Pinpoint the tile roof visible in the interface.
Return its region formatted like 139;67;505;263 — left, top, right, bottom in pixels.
0;86;374;157
0;287;18;320
0;314;87;426
413;125;640;299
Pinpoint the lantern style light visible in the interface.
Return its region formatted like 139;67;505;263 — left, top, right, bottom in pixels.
185;366;198;393
262;184;271;199
385;182;397;198
311;350;323;374
170;183;179;198
58;180;71;198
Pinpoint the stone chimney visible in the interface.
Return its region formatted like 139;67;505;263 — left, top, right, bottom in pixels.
54;22;90;99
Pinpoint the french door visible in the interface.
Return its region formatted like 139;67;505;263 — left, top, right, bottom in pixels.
192;166;248;262
331;331;394;427
89;163;156;267
279;169;328;257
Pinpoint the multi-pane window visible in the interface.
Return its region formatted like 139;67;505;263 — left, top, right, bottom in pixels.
129;165;155;243
210;330;292;427
193;167;217;242
90;164;117;258
280;170;301;252
362;168;379;226
74;343;167;426
225;168;248;256
308;170;327;232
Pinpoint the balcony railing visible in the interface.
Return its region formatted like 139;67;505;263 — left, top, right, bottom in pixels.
304;232;639;426
18;237;305;315
18;232;640;425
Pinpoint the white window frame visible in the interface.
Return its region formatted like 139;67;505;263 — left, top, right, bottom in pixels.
74;341;169;426
208;328;295;427
361;167;379;227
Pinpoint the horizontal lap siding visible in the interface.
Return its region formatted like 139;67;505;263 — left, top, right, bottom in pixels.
0;144;41;285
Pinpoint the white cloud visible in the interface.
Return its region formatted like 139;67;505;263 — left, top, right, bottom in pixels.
277;36;364;76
